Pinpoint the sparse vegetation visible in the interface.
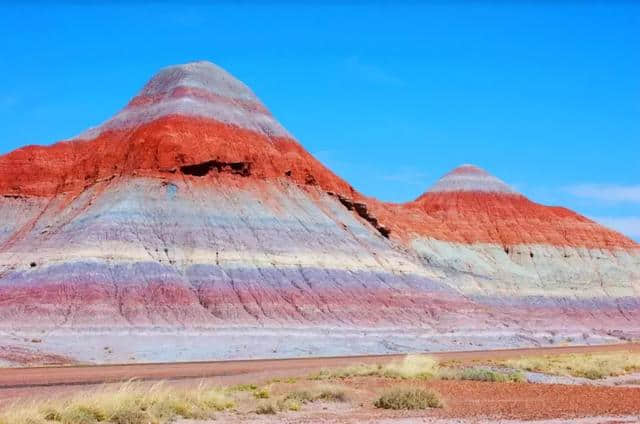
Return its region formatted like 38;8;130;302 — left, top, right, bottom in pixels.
0;378;353;423
374;387;443;410
310;355;524;384
0;381;234;424
456;368;524;383
284;385;348;404
504;351;640;380
229;383;258;392
252;385;345;415
254;402;278;415
253;386;270;399
310;354;439;380
280;399;301;411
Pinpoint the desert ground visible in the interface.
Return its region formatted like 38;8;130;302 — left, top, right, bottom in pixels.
1;343;639;423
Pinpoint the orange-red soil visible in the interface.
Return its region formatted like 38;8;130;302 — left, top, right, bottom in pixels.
2;344;640;421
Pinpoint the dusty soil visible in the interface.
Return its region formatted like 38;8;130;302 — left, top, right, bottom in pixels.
1;343;640;422
174;377;640;423
2;342;638;388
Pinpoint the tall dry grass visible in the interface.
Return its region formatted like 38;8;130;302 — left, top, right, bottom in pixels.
310;354;523;383
504;351;640;379
0;381;234;424
310;354;440;380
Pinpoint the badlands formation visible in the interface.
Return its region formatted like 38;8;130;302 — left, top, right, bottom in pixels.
0;61;638;364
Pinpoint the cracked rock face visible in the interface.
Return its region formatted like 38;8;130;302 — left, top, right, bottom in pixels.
0;61;638;361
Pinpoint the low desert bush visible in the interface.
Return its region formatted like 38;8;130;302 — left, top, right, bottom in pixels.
253;387;270;399
276;398;301;411
504;351;640;380
457;368;524;382
254;395;306;415
229;383;258;392
310;363;382;380
284;385;348;404
254;402;278;415
374;387;443;410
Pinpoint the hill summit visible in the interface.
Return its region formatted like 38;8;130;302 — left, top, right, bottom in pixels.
0;61;353;198
427;164;517;194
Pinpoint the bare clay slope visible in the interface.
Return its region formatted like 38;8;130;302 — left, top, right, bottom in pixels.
400;165;640;330
0;62;638;364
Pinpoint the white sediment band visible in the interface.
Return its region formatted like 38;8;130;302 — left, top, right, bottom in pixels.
410;236;640;299
428;164;517;194
0;243;435;277
76;97;291;140
141;61;259;102
72;61;292;140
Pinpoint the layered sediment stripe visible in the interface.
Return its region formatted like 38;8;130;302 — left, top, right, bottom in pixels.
411;237;640;298
76;97;289;141
76;61;290;140
404;165;638;249
427;164;517;194
0;116;353;198
0;59;638;343
0;262;477;328
128;86;269;114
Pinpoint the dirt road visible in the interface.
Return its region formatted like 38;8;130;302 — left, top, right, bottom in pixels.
1;342;638;389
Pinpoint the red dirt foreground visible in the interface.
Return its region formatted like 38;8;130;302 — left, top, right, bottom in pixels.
339;379;640;422
1;344;640;422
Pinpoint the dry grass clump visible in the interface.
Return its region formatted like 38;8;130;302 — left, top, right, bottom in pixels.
504;351;640;380
228;383;258;392
0;381;234;424
253;384;347;415
252;387;271;399
374;387;443;410
311;355;439;380
254;397;301;414
444;368;524;383
284;385;348;404
254;402;278;415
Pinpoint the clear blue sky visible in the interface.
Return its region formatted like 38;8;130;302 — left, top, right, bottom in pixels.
1;2;639;240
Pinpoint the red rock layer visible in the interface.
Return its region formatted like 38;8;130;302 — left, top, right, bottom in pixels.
383;191;638;249
0;115;355;199
1;115;636;251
